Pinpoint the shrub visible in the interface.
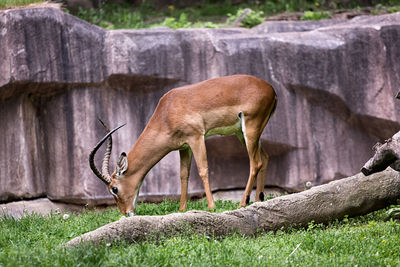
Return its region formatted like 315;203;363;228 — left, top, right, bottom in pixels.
301;10;331;20
159;13;192;29
227;8;265;28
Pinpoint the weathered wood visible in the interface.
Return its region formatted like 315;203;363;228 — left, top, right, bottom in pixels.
361;131;400;176
65;169;400;246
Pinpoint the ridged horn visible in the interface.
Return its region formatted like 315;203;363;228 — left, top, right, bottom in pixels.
98;119;112;180
89;123;126;185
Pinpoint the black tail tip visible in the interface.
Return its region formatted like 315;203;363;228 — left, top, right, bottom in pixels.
245;195;250;205
259;192;264;202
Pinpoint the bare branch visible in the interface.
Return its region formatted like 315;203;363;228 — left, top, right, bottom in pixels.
361;131;400;176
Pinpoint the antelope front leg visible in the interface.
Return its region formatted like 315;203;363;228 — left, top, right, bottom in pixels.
179;148;192;211
188;136;216;210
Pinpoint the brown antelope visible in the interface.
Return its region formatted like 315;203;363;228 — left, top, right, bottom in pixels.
89;74;277;216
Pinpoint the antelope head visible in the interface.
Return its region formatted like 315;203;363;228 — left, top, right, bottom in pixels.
89;121;140;217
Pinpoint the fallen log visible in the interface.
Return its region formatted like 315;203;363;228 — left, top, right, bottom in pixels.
65;169;400;247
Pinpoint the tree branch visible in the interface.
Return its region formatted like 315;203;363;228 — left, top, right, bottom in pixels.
361;131;400;176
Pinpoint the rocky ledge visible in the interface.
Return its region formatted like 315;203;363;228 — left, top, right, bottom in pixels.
0;8;399;206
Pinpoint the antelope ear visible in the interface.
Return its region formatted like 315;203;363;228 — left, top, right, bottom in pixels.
116;152;128;177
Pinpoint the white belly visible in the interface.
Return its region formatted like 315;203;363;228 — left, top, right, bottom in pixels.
205;119;241;138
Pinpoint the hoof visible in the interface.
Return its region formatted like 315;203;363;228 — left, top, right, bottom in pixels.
259;192;264;202
245;195;250;205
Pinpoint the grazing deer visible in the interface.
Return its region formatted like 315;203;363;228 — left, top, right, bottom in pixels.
89;75;277;216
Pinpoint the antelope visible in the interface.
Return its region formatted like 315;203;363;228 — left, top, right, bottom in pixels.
89;74;277;216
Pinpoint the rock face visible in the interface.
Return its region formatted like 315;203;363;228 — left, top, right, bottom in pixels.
0;8;399;205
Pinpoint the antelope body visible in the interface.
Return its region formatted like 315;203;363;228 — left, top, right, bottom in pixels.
90;75;277;216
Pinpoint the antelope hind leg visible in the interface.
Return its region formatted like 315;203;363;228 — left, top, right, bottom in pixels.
255;146;269;202
239;134;263;208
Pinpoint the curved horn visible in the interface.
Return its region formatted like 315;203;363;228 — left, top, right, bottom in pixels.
98;119;112;179
89;123;126;185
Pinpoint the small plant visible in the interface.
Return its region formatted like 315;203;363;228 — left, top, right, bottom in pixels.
301;10;331;20
386;205;400;220
194;21;219;28
158;13;192;29
306;220;324;231
367;220;377;228
387;6;399;13
227;8;265;28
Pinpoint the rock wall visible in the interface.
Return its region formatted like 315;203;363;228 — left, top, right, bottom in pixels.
0;7;399;205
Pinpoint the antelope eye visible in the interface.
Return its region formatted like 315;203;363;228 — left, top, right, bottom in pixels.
111;187;118;195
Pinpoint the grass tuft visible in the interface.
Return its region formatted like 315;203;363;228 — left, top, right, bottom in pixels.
0;0;58;10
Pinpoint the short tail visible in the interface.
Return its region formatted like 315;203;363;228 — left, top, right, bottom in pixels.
270;95;278;117
262;95;278;128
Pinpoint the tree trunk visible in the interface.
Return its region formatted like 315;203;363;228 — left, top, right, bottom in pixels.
65;168;400;246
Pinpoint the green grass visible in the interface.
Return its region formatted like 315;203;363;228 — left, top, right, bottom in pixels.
1;199;400;266
0;0;44;9
2;0;400;27
70;0;400;29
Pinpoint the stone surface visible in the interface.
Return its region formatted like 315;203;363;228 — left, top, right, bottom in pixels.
0;198;86;219
0;8;399;205
253;18;346;34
